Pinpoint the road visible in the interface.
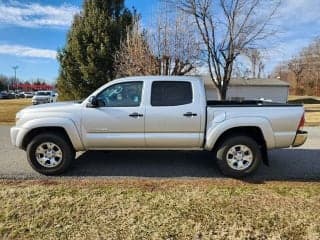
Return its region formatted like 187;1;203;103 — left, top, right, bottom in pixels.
0;125;319;181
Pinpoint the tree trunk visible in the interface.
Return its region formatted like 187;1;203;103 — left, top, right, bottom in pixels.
221;86;228;100
217;85;228;100
296;78;301;95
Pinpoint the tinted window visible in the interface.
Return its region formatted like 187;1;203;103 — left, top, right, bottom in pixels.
151;81;192;106
97;81;143;107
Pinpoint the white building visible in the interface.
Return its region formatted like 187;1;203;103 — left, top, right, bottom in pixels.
202;77;290;103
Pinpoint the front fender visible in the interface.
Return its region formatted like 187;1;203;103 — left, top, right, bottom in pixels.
17;117;84;151
204;117;275;150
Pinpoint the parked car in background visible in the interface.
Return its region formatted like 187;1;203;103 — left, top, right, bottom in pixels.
23;92;34;98
32;91;57;105
0;91;7;99
0;91;16;99
17;92;25;98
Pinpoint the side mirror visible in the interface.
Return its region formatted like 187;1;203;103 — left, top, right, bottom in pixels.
86;96;98;108
86;96;105;108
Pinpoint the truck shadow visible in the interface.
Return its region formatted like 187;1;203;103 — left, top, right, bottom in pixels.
65;148;320;182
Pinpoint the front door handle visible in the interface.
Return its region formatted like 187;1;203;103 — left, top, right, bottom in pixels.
129;112;144;118
183;112;197;117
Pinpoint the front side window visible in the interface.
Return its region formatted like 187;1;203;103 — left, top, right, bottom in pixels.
97;81;143;107
151;81;193;106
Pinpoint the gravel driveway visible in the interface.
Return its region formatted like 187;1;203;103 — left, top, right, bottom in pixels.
0;125;319;180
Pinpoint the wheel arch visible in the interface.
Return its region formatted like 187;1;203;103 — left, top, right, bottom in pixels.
22;127;73;151
18;118;85;151
212;126;269;166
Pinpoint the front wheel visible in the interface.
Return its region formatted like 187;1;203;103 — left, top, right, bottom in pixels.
26;133;75;175
215;136;262;178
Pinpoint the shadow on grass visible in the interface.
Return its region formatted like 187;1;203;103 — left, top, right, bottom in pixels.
65;148;320;182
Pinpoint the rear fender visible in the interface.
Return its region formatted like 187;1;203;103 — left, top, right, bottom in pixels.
205;117;275;150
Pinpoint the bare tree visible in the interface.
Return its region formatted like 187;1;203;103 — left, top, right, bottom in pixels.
115;18;159;77
288;57;305;95
171;0;280;99
245;49;265;78
301;38;320;96
148;2;202;75
258;61;265;79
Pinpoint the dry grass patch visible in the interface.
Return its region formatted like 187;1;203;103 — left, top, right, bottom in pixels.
1;179;320;240
304;104;320;126
288;96;320;126
0;99;31;124
305;111;320;126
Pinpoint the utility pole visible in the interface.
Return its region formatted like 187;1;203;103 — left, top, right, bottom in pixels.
12;65;19;91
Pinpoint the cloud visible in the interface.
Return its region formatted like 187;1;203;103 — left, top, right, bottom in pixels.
259;0;320;73
0;44;57;59
279;0;320;25
0;1;80;28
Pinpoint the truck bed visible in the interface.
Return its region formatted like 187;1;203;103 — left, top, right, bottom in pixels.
207;100;302;107
206;100;305;149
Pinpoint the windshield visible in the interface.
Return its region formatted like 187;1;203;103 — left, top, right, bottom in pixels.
36;92;51;96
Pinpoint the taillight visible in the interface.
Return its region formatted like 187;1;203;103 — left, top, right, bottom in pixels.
297;113;305;131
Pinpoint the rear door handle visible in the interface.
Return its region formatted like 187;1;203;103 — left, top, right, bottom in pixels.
129;112;143;118
183;112;197;117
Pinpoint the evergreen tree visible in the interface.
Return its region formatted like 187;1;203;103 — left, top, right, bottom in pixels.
57;0;133;100
0;75;9;91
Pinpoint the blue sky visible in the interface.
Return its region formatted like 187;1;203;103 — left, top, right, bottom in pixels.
0;0;319;83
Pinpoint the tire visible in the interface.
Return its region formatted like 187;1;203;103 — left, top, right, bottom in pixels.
26;133;75;175
215;135;262;178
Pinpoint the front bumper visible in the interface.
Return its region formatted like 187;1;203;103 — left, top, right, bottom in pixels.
10;126;28;149
292;130;308;147
32;99;50;105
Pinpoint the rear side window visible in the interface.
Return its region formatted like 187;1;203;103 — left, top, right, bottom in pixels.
151;81;193;106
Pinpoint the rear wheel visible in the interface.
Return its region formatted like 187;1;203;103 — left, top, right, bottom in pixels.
215;136;262;178
26;133;75;175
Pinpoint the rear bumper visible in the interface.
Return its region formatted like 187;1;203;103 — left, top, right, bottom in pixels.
292;130;308;147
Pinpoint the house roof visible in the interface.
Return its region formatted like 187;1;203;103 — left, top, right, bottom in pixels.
201;76;290;88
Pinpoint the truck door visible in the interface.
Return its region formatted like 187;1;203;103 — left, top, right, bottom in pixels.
145;81;202;148
82;81;145;148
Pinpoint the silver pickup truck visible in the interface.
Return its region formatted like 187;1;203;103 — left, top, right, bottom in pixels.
11;76;308;177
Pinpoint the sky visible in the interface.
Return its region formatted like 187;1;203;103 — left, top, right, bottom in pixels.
0;0;319;83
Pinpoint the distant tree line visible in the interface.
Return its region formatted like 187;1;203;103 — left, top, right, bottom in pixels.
0;75;12;91
0;75;49;91
273;37;320;96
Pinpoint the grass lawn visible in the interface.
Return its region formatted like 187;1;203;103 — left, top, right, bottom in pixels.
1;179;320;240
0;99;31;124
288;96;320;126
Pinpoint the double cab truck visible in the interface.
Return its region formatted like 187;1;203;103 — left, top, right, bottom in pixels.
11;76;308;177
